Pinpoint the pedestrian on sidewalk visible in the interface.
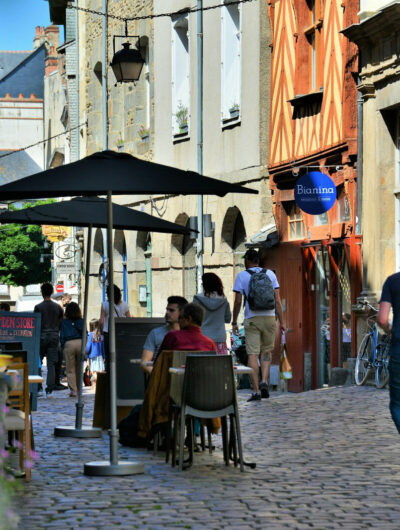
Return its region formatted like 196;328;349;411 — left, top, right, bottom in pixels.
232;248;285;401
100;284;131;372
86;318;105;380
378;274;400;432
60;302;85;397
34;283;64;397
193;272;231;354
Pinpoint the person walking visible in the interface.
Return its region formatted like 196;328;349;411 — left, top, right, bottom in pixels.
60;302;85;397
193;273;231;354
100;284;131;372
232;248;285;401
34;283;64;397
378;274;400;432
86;318;105;378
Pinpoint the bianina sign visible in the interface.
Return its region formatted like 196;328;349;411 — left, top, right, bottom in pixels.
294;171;336;215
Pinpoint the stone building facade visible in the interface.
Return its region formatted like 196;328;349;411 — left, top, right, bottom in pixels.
343;1;400;298
50;0;273;322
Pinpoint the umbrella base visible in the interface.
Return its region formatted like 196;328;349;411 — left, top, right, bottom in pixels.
54;426;102;438
84;460;145;476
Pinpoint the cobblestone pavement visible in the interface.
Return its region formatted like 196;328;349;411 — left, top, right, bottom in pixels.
15;384;400;529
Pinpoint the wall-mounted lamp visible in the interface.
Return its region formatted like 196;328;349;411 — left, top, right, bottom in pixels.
111;32;145;83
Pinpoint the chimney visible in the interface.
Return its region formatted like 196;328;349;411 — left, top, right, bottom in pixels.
45;46;58;77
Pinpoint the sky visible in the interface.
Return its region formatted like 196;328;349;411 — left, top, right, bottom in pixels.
0;0;63;51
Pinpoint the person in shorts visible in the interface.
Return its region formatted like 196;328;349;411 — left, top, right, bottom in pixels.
232;248;285;401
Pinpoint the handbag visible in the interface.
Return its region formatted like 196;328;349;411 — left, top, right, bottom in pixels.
83;363;93;387
280;332;293;380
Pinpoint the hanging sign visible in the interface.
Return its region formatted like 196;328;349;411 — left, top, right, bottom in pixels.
42;225;70;242
294;171;336;215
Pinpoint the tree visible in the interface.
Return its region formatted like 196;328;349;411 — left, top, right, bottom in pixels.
0;201;54;287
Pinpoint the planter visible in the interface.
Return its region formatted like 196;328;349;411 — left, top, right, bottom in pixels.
229;108;240;119
178;124;188;134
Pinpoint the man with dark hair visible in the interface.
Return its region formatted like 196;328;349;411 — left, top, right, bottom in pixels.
137;302;215;440
34;282;64;396
232;248;285;402
141;295;188;374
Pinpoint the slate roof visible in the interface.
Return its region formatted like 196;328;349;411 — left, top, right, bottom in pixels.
0;45;45;98
0;151;41;184
0;51;31;81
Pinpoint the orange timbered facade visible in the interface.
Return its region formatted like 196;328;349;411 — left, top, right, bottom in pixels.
267;0;360;391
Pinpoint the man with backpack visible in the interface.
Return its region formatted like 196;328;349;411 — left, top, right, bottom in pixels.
232;248;285;401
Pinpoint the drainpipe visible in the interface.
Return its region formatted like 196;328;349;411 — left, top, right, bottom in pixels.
356;83;363;237
102;0;108;296
196;0;204;293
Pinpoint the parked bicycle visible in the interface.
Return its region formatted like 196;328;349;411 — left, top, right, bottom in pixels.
355;299;390;388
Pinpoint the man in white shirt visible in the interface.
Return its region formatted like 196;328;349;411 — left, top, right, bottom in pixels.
232;248;285;401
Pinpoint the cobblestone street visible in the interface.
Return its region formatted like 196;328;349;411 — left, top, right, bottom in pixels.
16;385;400;529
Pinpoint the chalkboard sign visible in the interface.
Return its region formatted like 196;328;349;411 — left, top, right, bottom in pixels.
0;311;41;410
115;317;165;405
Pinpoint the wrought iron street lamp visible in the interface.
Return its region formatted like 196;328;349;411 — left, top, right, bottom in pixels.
111;37;144;83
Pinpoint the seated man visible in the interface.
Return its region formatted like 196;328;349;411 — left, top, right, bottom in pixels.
137;302;216;441
141;296;188;375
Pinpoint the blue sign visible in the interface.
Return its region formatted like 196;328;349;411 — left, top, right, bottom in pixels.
294;171;336;215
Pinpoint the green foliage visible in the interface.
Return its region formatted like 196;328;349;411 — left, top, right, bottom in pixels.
0;200;55;287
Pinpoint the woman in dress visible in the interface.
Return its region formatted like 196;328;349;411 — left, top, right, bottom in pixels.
193;273;231;354
60;302;84;397
100;284;131;371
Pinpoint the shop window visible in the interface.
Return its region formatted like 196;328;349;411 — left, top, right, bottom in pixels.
305;0;322;91
285;202;305;240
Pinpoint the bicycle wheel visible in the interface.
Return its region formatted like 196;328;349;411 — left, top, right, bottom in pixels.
376;336;390;389
355;334;373;385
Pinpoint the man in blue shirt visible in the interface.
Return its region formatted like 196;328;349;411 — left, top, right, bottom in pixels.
378;273;400;432
140;296;187;375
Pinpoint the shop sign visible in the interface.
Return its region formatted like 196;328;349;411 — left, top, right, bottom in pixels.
42;225;70;242
294;171;336;215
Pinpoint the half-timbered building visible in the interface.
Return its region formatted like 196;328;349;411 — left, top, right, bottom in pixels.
266;0;360;391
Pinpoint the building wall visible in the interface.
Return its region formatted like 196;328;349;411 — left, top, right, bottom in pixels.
73;0;274;322
345;2;400;296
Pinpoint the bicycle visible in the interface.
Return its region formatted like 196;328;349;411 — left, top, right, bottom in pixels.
355;300;391;388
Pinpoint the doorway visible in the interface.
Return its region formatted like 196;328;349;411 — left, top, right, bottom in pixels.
315;247;330;387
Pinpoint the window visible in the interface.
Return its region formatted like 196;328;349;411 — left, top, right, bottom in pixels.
305;0;322;91
172;14;190;135
221;0;241;121
285;203;305;240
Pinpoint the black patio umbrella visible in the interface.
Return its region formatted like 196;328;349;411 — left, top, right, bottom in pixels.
0;149;258;476
0;197;193;444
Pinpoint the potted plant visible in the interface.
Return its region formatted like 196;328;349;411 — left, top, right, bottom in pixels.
229;102;240;119
175;101;189;134
138;125;150;141
116;133;124;151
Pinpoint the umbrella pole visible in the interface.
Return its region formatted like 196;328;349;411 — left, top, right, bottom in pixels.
54;224;102;438
84;192;144;476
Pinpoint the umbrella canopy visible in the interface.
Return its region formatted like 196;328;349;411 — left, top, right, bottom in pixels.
0;196;192;235
0;150;258;200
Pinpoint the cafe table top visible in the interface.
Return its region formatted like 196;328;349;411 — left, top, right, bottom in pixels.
169;365;253;376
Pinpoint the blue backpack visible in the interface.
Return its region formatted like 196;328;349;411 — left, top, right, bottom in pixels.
246;269;275;311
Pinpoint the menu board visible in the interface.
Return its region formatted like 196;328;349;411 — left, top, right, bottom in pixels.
0;311;41;410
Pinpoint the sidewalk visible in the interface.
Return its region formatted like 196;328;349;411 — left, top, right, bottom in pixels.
16;385;400;529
